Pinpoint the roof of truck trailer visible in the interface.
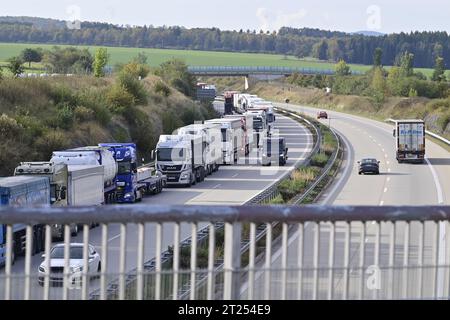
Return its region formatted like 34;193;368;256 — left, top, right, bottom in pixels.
394;119;424;123
0;175;49;188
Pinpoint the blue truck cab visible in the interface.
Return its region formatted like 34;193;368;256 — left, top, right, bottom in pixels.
99;143;138;203
0;176;50;266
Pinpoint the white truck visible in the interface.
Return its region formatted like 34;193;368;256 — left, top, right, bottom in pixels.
14;162;104;239
248;102;276;132
155;135;206;187
245;110;268;148
224;114;254;155
393;120;426;163
205;118;244;164
176;123;222;175
50;147;118;203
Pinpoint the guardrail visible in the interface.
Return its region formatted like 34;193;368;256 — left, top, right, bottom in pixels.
386;119;450;146
1;205;450;300
188;66;364;76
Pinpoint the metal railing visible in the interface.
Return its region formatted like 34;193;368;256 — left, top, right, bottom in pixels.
188;66;364;76
1;205;449;300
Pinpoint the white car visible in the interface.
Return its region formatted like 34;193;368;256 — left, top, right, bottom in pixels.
38;243;101;286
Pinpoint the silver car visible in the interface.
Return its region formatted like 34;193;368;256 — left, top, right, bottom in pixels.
38;243;101;286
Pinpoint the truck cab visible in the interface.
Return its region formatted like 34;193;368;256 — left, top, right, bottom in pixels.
261;137;289;166
155;135;205;187
99;143;139;203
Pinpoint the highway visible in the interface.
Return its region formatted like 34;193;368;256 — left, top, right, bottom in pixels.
243;102;450;300
0;111;314;300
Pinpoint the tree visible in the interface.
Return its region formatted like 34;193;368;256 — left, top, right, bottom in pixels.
21;48;43;67
373;47;382;67
431;57;446;82
133;52;148;65
400;52;414;77
370;67;386;107
335;59;351;76
93;48;109;78
7;56;24;77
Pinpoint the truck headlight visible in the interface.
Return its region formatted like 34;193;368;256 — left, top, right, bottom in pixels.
124;193;133;198
181;173;189;179
39;265;46;272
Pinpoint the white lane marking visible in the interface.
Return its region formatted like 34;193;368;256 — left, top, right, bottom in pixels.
382;148;385;152
108;234;121;242
232;173;239;178
386;161;390;165
213;184;222;189
384;188;388;193
388;168;391;173
379;201;384;206
425;157;445;297
387;177;391;182
385;154;388;158
378;144;382;147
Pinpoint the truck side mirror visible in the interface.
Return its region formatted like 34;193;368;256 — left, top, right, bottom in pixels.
151;150;155;161
393;129;396;137
60;187;67;200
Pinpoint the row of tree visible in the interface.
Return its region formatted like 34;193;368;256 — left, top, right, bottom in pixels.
0;20;449;69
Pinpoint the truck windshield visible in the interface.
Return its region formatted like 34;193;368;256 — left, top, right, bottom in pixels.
118;162;132;175
50;246;83;259
157;148;186;162
253;119;263;129
267;114;275;123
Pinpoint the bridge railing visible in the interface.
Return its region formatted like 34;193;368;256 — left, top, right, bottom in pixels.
188;66;364;76
0;205;449;300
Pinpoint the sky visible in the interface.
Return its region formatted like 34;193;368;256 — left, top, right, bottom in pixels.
1;0;449;34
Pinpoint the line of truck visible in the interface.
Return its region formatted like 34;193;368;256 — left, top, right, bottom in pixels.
0;92;284;266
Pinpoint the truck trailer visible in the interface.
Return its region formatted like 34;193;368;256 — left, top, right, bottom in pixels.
393;120;426;163
224;114;254;155
0;176;49;266
51;147;118;203
205;118;243;164
14;162;104;239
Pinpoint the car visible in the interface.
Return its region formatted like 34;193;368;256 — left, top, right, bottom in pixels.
38;243;101;287
317;111;328;119
358;158;380;175
261;137;289;166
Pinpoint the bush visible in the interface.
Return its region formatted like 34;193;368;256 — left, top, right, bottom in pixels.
278;167;320;202
118;72;148;105
35;130;68;160
56;105;74;129
0;114;23;139
121;62;150;79
310;153;329;167
106;84;135;113
77;89;111;125
74;106;95;122
154;80;171;97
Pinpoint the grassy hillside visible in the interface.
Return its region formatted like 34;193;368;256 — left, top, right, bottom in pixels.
1;42;447;78
0;74;218;176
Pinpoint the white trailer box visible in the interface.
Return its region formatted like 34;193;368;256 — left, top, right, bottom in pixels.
224;114;254;155
205;118;243;164
67;165;104;206
394;120;426;163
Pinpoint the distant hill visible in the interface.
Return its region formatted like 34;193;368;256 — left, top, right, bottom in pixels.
352;30;385;37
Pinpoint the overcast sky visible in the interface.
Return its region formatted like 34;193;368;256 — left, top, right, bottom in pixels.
1;0;449;33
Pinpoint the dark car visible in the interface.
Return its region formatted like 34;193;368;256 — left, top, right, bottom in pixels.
317;111;328;119
358;158;380;175
262;137;289;166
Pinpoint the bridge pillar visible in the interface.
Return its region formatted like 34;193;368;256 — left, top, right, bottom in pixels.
244;76;249;91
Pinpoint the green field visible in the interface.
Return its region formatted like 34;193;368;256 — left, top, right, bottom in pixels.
0;42;448;78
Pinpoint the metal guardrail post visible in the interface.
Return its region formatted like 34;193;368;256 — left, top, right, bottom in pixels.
223;222;242;300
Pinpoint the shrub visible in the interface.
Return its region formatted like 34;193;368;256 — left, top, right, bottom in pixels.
122;62;150;79
35;130;68;160
0;114;23;139
154;80;171;97
117;72;148;105
56;105;74;129
310;153;329;167
74;106;95;122
106;84;135;113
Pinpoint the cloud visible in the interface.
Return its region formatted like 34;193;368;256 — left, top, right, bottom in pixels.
256;8;308;32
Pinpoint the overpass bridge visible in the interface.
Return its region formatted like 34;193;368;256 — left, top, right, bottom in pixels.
188;65;363;77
